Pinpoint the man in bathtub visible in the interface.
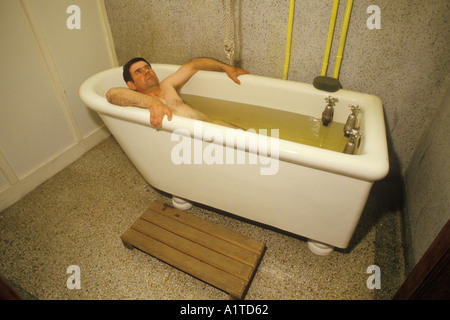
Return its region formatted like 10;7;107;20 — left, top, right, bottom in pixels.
106;57;249;128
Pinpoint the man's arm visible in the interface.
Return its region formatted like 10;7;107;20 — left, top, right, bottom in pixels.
163;58;249;91
105;87;172;128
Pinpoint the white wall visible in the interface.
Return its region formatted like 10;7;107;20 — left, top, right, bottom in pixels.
0;0;117;212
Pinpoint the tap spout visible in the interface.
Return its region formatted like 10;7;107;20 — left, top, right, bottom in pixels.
344;104;362;136
343;129;362;154
322;96;338;126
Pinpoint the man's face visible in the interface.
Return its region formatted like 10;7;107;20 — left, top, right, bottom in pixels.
127;60;159;93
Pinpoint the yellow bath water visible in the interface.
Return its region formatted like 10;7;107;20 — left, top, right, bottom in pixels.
181;94;349;153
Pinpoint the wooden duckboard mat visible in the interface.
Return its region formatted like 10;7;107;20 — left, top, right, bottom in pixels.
121;201;266;299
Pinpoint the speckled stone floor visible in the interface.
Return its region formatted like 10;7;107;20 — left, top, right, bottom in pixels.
0;136;404;300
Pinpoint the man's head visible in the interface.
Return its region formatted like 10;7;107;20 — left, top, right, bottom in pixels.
123;57;159;93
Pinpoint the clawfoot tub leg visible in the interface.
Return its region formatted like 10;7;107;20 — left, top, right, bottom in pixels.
172;196;193;211
307;240;334;256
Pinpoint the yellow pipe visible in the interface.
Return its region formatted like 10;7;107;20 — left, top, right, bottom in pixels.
321;0;340;77
283;0;295;80
333;0;353;79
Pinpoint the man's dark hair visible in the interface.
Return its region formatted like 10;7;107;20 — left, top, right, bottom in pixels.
123;57;151;83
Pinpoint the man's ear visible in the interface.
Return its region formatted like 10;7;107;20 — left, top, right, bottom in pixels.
126;81;136;90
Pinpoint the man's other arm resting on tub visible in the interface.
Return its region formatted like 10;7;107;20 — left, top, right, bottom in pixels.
105;88;172;128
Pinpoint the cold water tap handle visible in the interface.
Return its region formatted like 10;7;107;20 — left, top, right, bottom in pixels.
349;104;362;114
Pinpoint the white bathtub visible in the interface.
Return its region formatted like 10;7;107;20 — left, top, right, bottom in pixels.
79;64;389;255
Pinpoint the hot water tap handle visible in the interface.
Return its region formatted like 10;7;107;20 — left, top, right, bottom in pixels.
325;96;338;106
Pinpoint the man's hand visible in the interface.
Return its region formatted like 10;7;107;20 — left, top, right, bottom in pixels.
148;101;172;128
106;87;172;128
165;58;250;90
224;65;249;85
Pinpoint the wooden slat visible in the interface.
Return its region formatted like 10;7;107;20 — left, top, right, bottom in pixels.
139;207;259;267
122;228;247;298
121;201;266;299
131;218;254;281
149;201;265;255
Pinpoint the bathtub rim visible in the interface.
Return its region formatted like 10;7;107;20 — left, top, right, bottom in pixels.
79;65;390;182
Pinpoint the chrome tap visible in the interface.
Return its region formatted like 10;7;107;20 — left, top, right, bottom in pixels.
322;96;338;126
343;129;362;155
343;105;362;136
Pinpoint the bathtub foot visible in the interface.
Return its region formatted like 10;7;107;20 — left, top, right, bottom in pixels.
307;240;334;256
172;196;193;211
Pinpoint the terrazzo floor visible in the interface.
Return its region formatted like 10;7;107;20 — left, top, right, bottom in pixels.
0;136;404;300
